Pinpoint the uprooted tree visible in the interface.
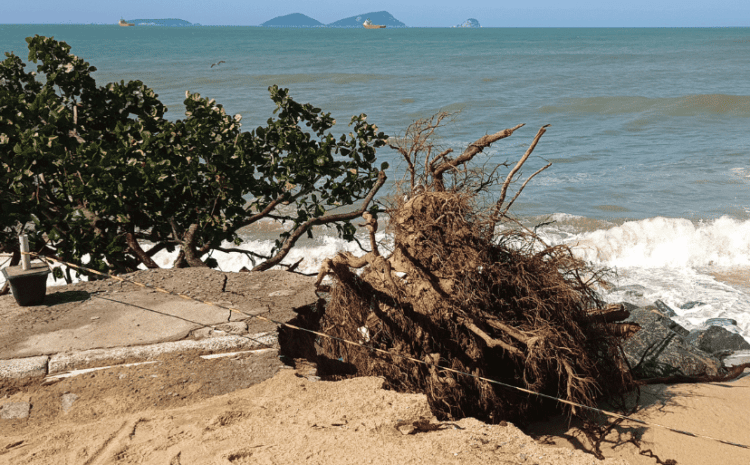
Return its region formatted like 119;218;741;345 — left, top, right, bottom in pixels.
0;35;388;283
295;112;637;424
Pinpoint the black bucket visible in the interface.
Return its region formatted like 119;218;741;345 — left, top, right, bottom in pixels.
1;263;51;306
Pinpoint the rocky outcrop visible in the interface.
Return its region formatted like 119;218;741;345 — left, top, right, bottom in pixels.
687;325;750;357
620;302;725;379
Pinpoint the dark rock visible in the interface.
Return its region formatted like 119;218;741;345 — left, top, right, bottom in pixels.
620;303;723;379
704;317;737;327
613;284;650;298
654;300;677;318
622;303;689;337
680;301;705;310
686;326;750;356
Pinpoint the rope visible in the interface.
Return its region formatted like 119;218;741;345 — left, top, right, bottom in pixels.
17;251;750;451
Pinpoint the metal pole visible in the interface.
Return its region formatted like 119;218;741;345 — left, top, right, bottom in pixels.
19;235;30;271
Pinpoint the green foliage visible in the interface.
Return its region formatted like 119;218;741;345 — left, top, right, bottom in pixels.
1;35;388;273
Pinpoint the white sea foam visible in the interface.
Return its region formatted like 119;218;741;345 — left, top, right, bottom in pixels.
541;216;750;269
148;231;390;276
538;216;750;341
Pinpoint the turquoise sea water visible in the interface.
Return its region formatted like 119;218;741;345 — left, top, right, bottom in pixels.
2;25;749;220
2;25;750;338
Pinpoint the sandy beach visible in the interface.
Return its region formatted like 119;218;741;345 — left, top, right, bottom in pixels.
1;357;749;464
1;268;748;464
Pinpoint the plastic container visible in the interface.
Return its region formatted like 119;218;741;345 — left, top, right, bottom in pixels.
1;263;51;306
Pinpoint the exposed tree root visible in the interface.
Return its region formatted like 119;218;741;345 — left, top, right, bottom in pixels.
306;114;636;425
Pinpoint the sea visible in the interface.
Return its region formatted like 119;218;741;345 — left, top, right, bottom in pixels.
1;25;749;342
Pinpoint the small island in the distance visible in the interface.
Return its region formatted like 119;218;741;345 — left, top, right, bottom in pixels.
120;18;197;27
454;18;481;28
261;11;406;28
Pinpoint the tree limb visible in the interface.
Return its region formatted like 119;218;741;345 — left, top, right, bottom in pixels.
125;232;160;268
180;223;207;267
253;170;387;271
432;124;525;189
494;124;549;215
499;161;552;217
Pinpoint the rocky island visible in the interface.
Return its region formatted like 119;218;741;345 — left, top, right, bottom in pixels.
454;18;481;27
327;11;406;28
260;11;406;28
260;13;324;27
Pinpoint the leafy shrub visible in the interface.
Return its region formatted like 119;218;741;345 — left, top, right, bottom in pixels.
1;35;388;277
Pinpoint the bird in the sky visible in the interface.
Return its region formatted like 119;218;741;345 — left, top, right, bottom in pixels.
210;61;226;68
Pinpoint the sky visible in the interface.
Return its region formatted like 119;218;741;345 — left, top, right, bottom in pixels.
3;0;750;27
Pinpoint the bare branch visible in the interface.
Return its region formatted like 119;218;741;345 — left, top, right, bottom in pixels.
499;161;552;216
494;124;549;214
431;123;525;189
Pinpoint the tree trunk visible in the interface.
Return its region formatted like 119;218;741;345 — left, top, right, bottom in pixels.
181;224;207;267
126;232;160;269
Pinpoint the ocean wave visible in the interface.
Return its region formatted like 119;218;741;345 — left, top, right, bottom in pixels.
542;215;750;269
539;94;750;117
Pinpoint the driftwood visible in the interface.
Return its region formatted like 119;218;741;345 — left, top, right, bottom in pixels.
308;114;637;424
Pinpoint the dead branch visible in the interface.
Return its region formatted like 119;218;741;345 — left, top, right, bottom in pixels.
499;161;552;217
584;303;630;324
493;124;549;217
431;123;525;189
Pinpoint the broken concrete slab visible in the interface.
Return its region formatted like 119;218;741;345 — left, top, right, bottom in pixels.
61;393;77;413
1;269;317;363
191;321;249;339
3;292;241;359
0;402;30;419
48;332;278;374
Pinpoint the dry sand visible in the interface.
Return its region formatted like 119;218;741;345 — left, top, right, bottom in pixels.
1;365;628;465
2;358;748;464
1;268;749;464
530;373;750;465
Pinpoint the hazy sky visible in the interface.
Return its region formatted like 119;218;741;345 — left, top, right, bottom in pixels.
3;0;749;27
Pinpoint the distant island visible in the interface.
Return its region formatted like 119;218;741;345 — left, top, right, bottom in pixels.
121;18;196;27
261;11;406;28
327;11;406;28
454;18;481;28
260;13;324;27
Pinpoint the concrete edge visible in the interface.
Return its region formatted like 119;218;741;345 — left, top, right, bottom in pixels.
0;332;278;380
0;355;50;379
